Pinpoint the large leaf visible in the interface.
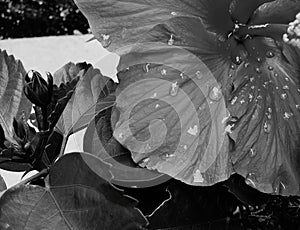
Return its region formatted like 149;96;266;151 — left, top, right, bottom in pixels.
0;152;147;229
0;50;32;141
55;65;116;137
83;107;169;188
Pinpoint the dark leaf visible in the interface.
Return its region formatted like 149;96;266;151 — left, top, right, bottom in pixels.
147;180;243;229
0;152;147;230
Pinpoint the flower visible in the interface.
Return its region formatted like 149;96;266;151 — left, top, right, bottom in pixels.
75;0;300;195
24;70;53;107
283;13;300;48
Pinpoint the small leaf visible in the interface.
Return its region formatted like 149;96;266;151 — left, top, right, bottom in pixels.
0;50;32;142
55;66;116;137
0;174;6;192
0;152;147;230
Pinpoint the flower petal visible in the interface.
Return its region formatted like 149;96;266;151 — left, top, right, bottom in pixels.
250;0;300;25
227;38;300;195
74;0;233;50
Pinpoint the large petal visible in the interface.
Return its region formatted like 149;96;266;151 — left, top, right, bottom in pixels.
227;37;300;195
250;0;300;25
74;0;233;51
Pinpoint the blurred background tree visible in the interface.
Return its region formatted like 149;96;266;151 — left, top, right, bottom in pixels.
0;0;90;39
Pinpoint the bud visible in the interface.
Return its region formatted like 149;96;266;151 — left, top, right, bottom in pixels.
24;70;53;107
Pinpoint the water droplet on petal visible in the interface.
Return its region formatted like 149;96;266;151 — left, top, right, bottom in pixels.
233;56;242;65
282;85;289;90
231;96;238;105
143;63;150;72
187;125;198;136
209;86;222;101
250;148;256;157
283;112;293;120
266;51;275;58
244;62;250;68
195;70;202;78
281;93;287;100
230;64;236;70
193;169;204;183
255;67;261;73
296;104;300;110
274;73;278;77
285;77;290;82
245;173;257;188
170;81;179;96
268;66;274;71
263;121;271;133
155;104;160;109
257;57;262;63
171;11;177;16
161;69;167;75
100;34;112;48
168;34;174;45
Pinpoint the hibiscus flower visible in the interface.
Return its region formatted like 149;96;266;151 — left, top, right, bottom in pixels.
74;0;300;195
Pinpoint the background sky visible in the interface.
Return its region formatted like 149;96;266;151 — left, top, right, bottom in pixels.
0;34;119;188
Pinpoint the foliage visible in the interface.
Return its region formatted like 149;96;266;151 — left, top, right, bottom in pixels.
0;0;89;39
0;0;300;229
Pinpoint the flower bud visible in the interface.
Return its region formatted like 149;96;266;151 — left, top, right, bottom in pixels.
24;70;53;107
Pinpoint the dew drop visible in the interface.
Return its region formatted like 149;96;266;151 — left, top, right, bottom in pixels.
143;63;150;72
245;173;257;188
274;73;278;77
268;66;274;71
285;77;290;82
168;34;174;45
187;125;198;136
283;112;293;120
209;86;222;101
193;169;204;183
256;57;262;63
266;51;275;58
233;56;242;65
296;104;300;110
282;85;289;90
244;62;250;68
231;96;238;105
263;121;271;133
171;11;177;16
100;34;112;48
230;64;236;70
255;67;261;73
281;93;287;100
195;70;202;78
161;69;167;75
170;81;179;96
155;104;160;109
250;148;256;157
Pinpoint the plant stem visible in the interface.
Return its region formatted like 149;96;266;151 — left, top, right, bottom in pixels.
12;168;49;188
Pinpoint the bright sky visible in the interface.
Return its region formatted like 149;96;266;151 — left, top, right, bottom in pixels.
0;34;119;188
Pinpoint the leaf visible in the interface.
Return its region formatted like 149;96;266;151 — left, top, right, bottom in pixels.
0;152;147;230
0;50;32;141
83;107;169;188
55;65;116;137
0;174;6;192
